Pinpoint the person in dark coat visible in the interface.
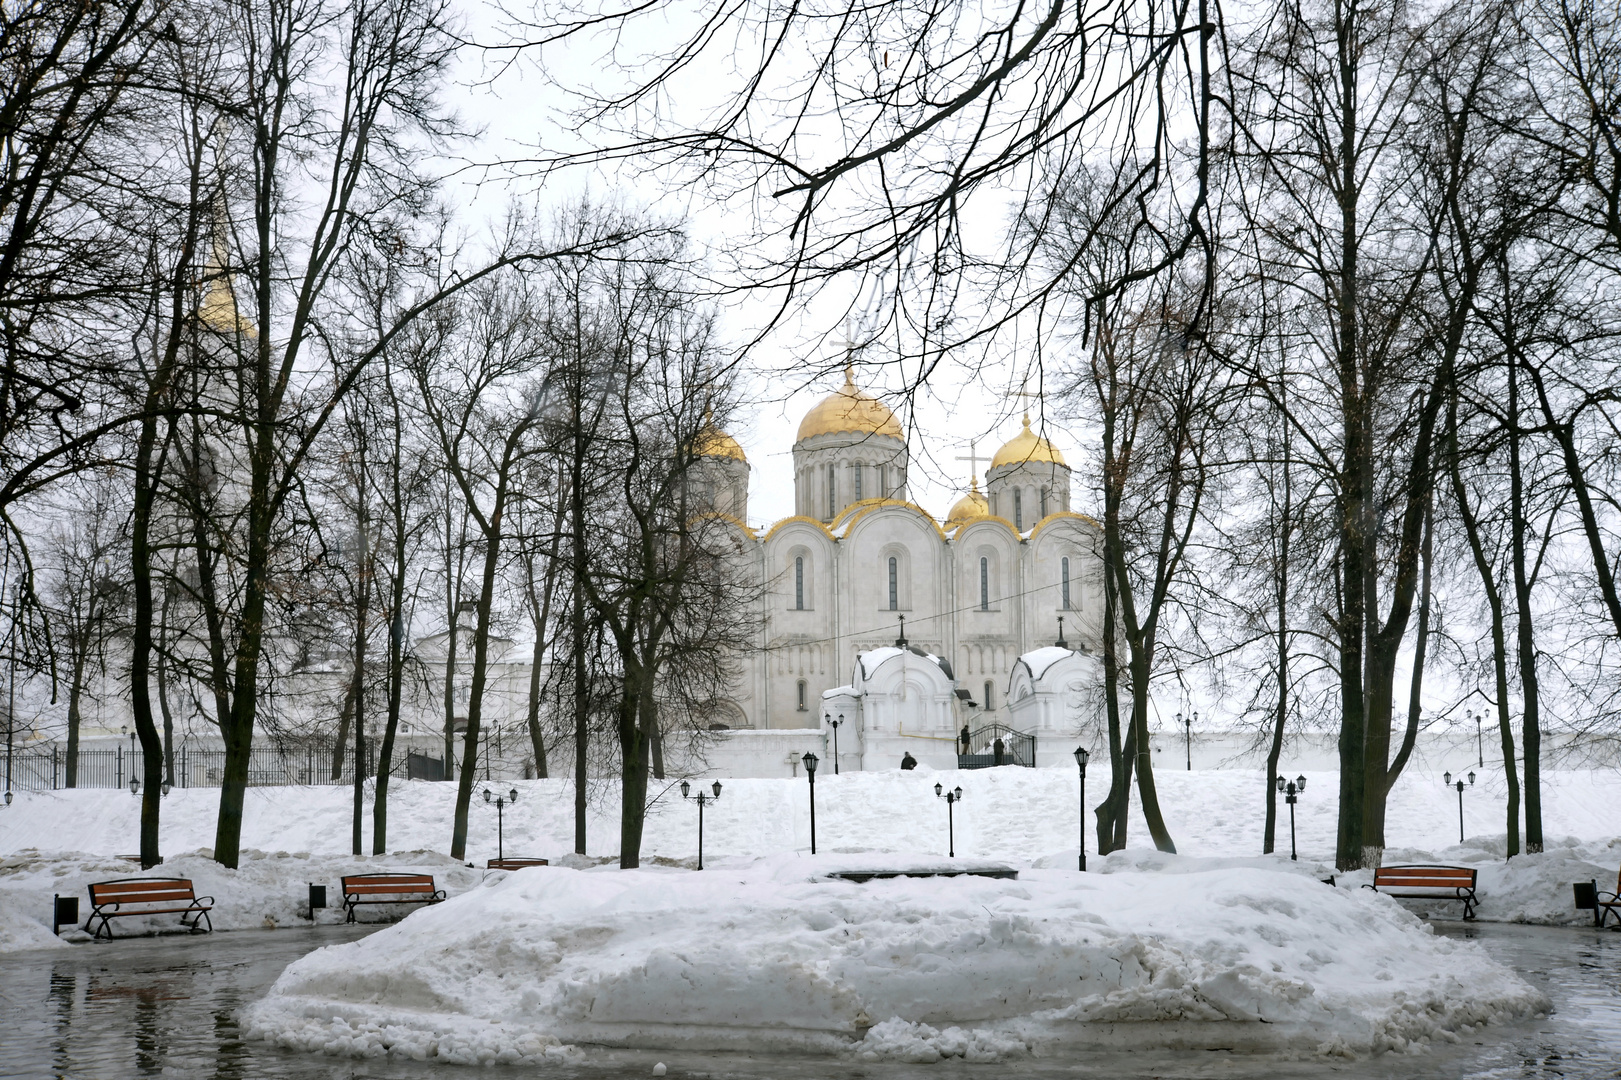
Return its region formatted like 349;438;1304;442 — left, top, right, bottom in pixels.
900;752;918;770
959;724;971;754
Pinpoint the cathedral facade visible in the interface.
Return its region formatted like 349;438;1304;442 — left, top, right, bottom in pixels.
693;372;1106;768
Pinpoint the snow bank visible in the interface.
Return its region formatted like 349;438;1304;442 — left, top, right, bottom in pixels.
242;854;1547;1065
0;892;66;951
0;847;486;944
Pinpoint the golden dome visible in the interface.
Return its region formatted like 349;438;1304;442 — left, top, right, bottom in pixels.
796;369;903;443
693;424;746;462
943;478;990;530
991;414;1067;469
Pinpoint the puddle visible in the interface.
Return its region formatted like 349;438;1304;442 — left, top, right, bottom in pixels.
0;920;1616;1078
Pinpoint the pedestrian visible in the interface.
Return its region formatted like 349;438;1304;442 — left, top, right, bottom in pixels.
993;737;1005;766
959;724;971;754
900;752;918;770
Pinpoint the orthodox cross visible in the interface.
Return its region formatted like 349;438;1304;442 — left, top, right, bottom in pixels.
954;440;986;484
1009;381;1044;425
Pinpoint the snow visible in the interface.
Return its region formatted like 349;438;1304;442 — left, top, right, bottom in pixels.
239;853;1549;1065
1;769;1616;941
1018;645;1077;679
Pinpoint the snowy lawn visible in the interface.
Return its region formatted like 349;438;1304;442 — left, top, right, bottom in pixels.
239;853;1550;1065
1;768;1617;947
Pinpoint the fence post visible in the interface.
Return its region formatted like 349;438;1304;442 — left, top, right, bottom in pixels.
115;745;122;789
53;746;58;789
181;745;188;789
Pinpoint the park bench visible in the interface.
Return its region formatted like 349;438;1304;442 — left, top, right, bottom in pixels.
486;858;549;871
340;873;445;923
84;877;213;940
1365;864;1478;920
1597;868;1621;929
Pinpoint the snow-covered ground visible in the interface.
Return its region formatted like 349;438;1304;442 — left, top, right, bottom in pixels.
1;767;1617;950
239;853;1551;1065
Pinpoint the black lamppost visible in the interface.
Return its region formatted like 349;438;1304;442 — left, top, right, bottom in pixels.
827;713;843;775
802;751;819;854
934;782;963;857
1469;710;1483;768
1275;774;1306;860
1073;746;1089;871
681;780;723;869
481;786;520;861
1182;711;1197;770
1443;770;1475;843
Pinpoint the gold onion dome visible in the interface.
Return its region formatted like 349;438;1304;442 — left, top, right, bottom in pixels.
944;478;990;530
693;423;747;463
991;414;1067;469
796;368;903;443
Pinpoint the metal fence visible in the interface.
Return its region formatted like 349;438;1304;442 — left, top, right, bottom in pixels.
957;723;1036;769
2;743;447;792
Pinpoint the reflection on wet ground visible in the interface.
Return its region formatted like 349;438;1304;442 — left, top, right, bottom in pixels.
0;920;1616;1079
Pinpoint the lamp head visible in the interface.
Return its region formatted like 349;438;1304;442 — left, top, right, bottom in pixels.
1295;775;1306;792
954;786;963;801
4;790;12;806
1275;776;1285;792
483;788;492;803
935;782;943;798
712;781;722;799
510;787;519;804
1444;771;1452;786
129;777;139;796
681;780;691;799
802;751;818;776
161;780;171;797
1467;771;1475;786
1073;745;1089;768
837;713;844;724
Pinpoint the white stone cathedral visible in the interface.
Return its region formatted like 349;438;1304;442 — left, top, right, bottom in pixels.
691;371;1105;772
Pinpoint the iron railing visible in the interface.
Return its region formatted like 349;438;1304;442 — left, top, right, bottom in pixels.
1;743;445;792
957;723;1036;769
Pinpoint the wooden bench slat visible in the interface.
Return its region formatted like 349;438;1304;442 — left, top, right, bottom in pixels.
339;873;445;923
1366;865;1478;920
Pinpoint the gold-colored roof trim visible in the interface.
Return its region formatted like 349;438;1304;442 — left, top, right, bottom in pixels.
761;515;838;542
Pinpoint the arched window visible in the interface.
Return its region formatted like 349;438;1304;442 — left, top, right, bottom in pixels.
1040;486;1049;519
1061;556;1071;610
984;680;995;710
879;464;889;498
795;556;805;610
853;463;863;501
827;465;837;518
888;556;898;610
979;557;989;611
1014;488;1023;530
797;679;808;711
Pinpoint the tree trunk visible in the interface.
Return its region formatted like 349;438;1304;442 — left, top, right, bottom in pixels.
330;680;357;781
1095;527;1128;854
350;512;370;858
65;642;87;789
1387;498;1432;788
1507;357;1541;852
1129;650;1176;853
617;663;654;868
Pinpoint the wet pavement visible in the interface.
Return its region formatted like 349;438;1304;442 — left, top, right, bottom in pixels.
0;920;1616;1079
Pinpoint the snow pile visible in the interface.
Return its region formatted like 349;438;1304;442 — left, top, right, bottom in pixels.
0;847;485;947
0;893;66;951
242;854;1547;1065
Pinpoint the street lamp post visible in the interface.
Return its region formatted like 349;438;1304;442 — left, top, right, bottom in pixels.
802;752;818;854
827;713;843;775
1473;711;1483;768
934;782;964;857
1443;770;1475;843
1184;712;1197;770
680;780;723;869
1274;775;1307;860
481;786;520;861
1073;746;1089;871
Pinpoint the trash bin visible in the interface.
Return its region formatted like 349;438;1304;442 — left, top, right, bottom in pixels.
1574;880;1599;925
53;895;78;934
308;883;327;919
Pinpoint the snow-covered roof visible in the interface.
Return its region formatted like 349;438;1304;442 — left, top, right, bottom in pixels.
821;685;858;699
1019;646;1078;681
857;646;952;681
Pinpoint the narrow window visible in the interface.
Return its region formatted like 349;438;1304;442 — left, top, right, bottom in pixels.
1061;556;1071;610
979;557;989;611
854;463;863;501
797;679;808;711
879;465;888;499
984;680;995;710
827;465;836;518
795;556;805;610
1040;487;1049;518
1014;489;1023;530
888;556;898;610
